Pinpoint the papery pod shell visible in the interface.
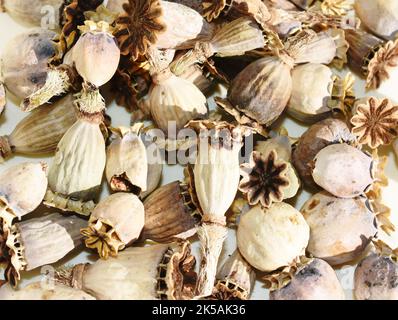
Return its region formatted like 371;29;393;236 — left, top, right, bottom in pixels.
355;0;398;40
5;213;86;285
267;7;302;38
0;82;5;114
301;192;377;266
147;72;208;134
237;202;310;272
57;241;197;300
176;64;214;94
292;117;355;189
312;143;374;198
45;118;106;215
1;28;57;99
0;282;95;300
288;63;333;123
155;1;215;49
328;28;349;69
394;139;398;159
169;0;204;13
143;181;198;243
255;134;293;162
1;0;63;27
106;125;148;193
266;0;299;10
228;55;293;126
270;258;345;300
285;30;337;65
83;193;145;258
0;162;48;229
0;95;77;161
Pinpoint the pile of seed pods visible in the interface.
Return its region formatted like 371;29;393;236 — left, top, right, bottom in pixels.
0;0;397;300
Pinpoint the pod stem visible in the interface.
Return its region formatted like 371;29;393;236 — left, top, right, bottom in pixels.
74;84;106;119
0;135;12;162
21;68;71;112
195;222;228;298
43;189;95;216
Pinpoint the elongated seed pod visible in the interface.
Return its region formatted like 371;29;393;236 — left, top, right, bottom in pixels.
4;213;86;286
0;95;77;161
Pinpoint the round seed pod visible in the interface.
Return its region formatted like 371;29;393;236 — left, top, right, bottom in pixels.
56;241;197;300
270;258;345;300
1;0;63;27
81;193;145;259
312;143;374;198
1;28;57;100
237;202;310;272
301;192;377;266
355;0;398;40
292;117;354;189
354;252;398;300
0;162;48;231
142;181;199;243
0;282;95;300
287;63;334;123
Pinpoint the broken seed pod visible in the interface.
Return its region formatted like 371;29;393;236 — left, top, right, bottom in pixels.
0;162;48;232
44;102;106;216
106;124;148;194
1;0;63;27
1;28;57;101
354;240;398;300
345;29;398;90
269;258;345;300
0;282;95;300
292;117;355;189
301;191;377;266
312;143;374;198
237;202;310;288
238;150;299;208
208;249;256;300
142;181;199;243
114;0;214;59
187;120;249;297
288;63;334;123
3;213;86;286
355;0;398;40
0;95;77;161
81;193;145;259
56;241;197;300
351;97;398;149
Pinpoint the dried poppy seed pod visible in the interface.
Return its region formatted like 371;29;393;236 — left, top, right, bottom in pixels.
187;120;249;297
354;241;398;300
292;117;354;189
355;0;398;40
255;134;293;162
312;143;374;198
301;192;377;266
208;250;256;300
0;162;48;231
0;82;5;114
0;282;95;300
270;258;345;300
1;0;63;27
345;29;398;90
142;181;199;243
1;29;57;101
227;54;294;126
56;241;197;300
81;193;145;259
44;104;106;215
287;63;334;123
237;203;309;272
4;213;86;286
106;125;147;194
0;95;77;161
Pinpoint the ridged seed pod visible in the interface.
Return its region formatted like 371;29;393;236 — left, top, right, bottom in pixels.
142;181;199;243
56;241;197;300
0;95;77;161
0;162;48;231
106;125;148;194
301;192;377;266
0;282;95;300
81;193;145;259
270;258;345;300
3;213;86;286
